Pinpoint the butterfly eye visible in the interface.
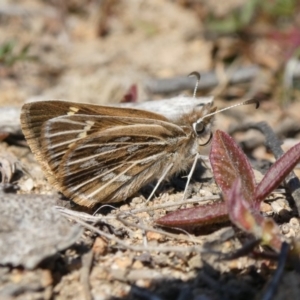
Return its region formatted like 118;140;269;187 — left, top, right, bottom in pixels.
194;121;205;136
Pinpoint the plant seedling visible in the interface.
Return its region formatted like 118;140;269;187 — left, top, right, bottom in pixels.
156;130;300;252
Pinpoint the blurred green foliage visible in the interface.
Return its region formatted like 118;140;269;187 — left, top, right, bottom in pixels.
206;0;298;34
0;41;32;67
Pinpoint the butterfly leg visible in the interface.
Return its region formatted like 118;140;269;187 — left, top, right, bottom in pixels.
145;163;174;204
182;153;199;200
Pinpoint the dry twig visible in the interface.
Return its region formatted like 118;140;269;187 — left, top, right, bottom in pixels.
80;251;93;300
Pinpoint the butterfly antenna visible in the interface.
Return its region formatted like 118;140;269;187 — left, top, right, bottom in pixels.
196;98;259;124
189;71;201;99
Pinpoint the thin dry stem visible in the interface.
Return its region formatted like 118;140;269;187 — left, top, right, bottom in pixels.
68;216;212;254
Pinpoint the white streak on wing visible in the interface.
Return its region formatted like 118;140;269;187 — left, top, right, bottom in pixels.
94;145;117;153
94;168;109;176
46;129;84;138
86;164;138;199
67;145;124;167
68;171;109;193
67;152;104;166
101;172;116;181
167;137;178;145
127;145;140;154
67;167;116;192
51;119;86;126
44;119;93;140
115;174;131;182
138;152;163;165
68;141;163;167
114;137;131;142
48;149;68;159
74;143;103;150
80;158;98;169
86;152;164;199
47;137;82;149
74;141;164;153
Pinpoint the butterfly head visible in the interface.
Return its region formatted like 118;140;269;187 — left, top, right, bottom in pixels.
191;104;216;145
193;98;259;145
193;108;216;133
188;71;259;144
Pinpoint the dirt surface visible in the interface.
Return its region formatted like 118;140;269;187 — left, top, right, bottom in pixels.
1;1;300;299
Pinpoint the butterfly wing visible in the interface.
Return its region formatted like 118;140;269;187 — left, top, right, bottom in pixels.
20;100;169;185
41;116;189;206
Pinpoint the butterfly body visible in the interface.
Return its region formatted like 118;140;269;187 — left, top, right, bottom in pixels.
21;98;215;207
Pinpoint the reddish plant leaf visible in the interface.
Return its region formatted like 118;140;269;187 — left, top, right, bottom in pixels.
260;219;282;252
120;84;138;103
155;201;228;228
209;130;256;204
255;142;300;204
227;179;261;233
228;179;282;251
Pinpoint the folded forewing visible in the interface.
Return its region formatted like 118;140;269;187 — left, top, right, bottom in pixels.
55;124;187;206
